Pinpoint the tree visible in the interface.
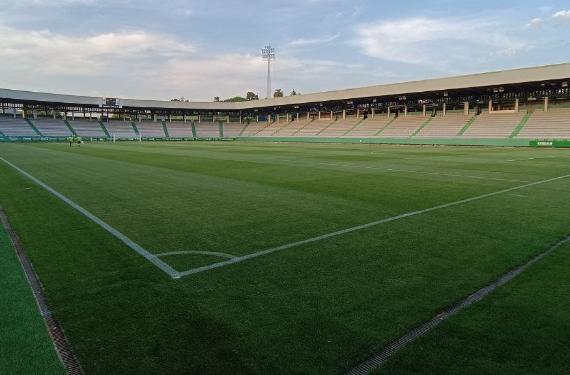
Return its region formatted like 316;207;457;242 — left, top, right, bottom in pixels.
246;92;259;101
290;90;297;96
224;96;247;102
214;96;220;102
273;89;284;98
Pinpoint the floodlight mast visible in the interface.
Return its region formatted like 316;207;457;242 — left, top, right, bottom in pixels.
262;45;275;99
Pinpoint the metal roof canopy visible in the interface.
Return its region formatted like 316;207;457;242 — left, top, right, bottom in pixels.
0;63;569;112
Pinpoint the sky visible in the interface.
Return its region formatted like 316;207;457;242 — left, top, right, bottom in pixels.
1;0;569;101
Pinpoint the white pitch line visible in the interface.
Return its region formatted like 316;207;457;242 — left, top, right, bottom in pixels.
0;157;181;279
177;172;570;278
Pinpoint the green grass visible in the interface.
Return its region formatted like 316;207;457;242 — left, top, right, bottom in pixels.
0;223;63;374
376;242;570;375
0;141;569;374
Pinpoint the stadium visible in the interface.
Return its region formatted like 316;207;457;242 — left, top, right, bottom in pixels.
1;63;570;145
1;2;570;375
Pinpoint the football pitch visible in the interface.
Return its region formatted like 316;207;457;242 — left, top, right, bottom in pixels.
1;141;569;374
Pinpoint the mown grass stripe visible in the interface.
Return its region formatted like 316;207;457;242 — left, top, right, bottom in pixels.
0;157;180;279
177;173;570;277
346;233;570;375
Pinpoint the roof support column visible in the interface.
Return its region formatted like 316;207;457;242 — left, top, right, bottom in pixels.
488;99;493;113
307;112;310;121
33;110;38;120
387;106;390;117
422;104;426;117
464;101;469;115
53;110;56;120
183;113;186;123
356;108;360;119
318;111;321;120
515;98;519;112
544;97;549;112
404;105;408;116
153;114;158;123
342;109;346;120
286;113;290;122
198;115;201;123
330;111;333;120
371;108;375;119
443;103;446;116
227;115;230;123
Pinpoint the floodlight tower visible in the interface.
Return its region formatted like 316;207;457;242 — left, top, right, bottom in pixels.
262;45;275;99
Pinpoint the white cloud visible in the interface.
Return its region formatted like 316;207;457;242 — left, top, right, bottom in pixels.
0;23;195;76
525;17;543;29
0;21;370;101
552;10;570;22
353;17;529;69
288;34;340;47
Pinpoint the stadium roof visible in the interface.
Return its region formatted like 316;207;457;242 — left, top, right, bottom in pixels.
1;63;569;112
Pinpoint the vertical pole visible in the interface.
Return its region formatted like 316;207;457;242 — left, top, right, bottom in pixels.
330;111;333;120
227;115;230;123
544;97;549;112
387;107;391;117
464;101;469;115
318;111;321;120
422;104;426;117
443;103;446;116
296;112;299;121
515;98;519;112
371;108;375;119
198;115;201;123
404;105;408;116
356;108;360;119
267;56;271;99
342;109;346;120
307;112;310;121
488;99;493;113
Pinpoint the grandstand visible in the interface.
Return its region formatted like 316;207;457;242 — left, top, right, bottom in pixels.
0;63;569;145
136;121;166;138
31;118;72;137
69;119;107;138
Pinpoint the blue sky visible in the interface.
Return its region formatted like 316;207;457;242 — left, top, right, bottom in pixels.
1;0;569;101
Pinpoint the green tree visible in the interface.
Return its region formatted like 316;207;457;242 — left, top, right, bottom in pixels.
246;92;259;101
273;89;284;98
224;96;247;102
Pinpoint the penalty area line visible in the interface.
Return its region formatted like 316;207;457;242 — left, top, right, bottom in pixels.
177;172;570;278
0;157;181;279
